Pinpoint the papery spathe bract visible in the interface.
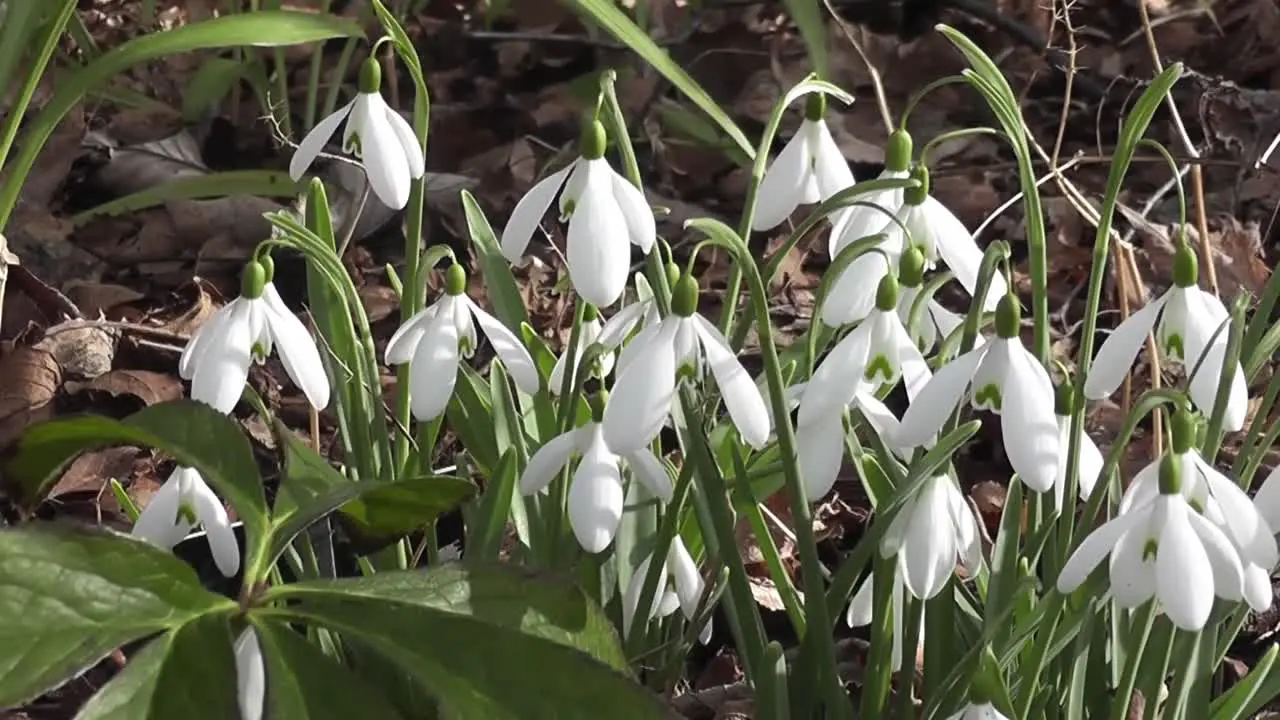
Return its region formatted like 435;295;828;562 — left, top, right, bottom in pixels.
880;474;982;600
897;294;1060;493
132;466;240;578
385;263;539;422
234;627;265;720
754;92;854;232
1058;453;1246;631
1083;243;1247;430
622;535;712;645
602;274;771;454
519;411;673;554
288;58;424;210
499;118;654;308
180;259;330;415
945;703;1010;720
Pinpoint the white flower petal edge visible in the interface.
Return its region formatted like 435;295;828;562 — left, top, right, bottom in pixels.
407;300;461;422
463;297;540;394
288;100;354;182
567;159;632;307
603;320;679;454
520;427;587;495
261;284;330;410
234;627;265;720
358;95;414;209
753;126;813;231
500;163;575;261
131;471;191;550
692;315;771;448
897;345;987;447
568;428;625;553
1083;293;1167;400
999;347;1059;492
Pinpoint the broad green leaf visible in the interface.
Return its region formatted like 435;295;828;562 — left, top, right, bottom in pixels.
149;613;238;720
338;475;476;554
252;617;405;719
272;592;665;719
0;11;364;227
0;524;235;706
70;171;304;225
461;190;529;330
74;632;173;720
268;561;627;670
4;400;269;552
565;0;754;160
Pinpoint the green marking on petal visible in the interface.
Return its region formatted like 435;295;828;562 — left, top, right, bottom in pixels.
1142;538;1158;562
864;353;895;386
1162;333;1185;362
973;383;1002;411
177;502;198;527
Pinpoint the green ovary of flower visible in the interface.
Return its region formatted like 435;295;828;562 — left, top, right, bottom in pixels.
580;118;607;161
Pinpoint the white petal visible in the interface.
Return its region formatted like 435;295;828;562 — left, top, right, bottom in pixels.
567;159;631;307
609;169;656;253
854;391;909;459
464;297;540;394
190;302;255;414
358;97;412;209
385;305;438;366
829;183;898;258
667;537;703;619
821;252;890;328
798;322;872;427
179;300;238;380
262;285;330;410
288;100;353;181
625;448;674;502
1056;506;1148;593
1194;455;1278;568
1119;459;1161;516
234;628;265;720
520;427;586;495
622;556;668;638
596;299;653;351
753;130;812;231
501;162;574;262
190;476;240;578
1000;347;1060;492
614;318;662;378
1156;498;1215;631
1108;516;1155;609
896;345;986;448
382;103;424;178
943;480;982;573
568;433;624;553
1255;464;1280;531
693;315;771;448
1186;338;1248;432
1184;508;1246;602
796;411;846;499
900;477;955;600
603;320;678;454
1242;564;1274;612
1083;293;1167;399
811;120;854;200
921;197;1006;312
131;472;187;550
888;318;931;401
408;302;461;421
845;574;875;627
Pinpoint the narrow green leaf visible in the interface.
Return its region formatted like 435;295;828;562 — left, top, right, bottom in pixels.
271;592;665;719
180;57;248;122
252;617;406;719
564;0;754;160
446;364;500;473
466;450;520;561
73;632;173;720
148;613;238;720
4;400;269;551
268;561;628;671
70;170;304;225
0;524;235;706
1210;644;1280;720
461;190;529;330
0;11;364;227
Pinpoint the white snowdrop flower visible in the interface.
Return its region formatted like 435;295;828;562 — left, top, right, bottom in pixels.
1117;409;1276;612
385;263;540;422
593;274;663;378
898;294;1061;493
499;118;655;308
133;466;239;578
754;92;854;232
180;258;330;415
519;396;673;553
846;562;923;672
289;58;424;210
1058;451;1246;631
1084;243;1247;431
789;380;906;499
602;273;771;454
825;128;914;257
622;535;712;645
880;474;982;600
1052;386;1104;511
548;304;616;393
893;247;986;357
1256;463;1280;538
896;165;1006;313
946;703;1011;720
234;627;265;720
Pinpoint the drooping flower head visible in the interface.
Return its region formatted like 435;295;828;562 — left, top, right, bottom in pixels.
622;535;712;645
754;92;855;232
180;255;330;415
895;245;976;357
827;127;912;258
602;272;771;454
289;57;425;210
385;263;540;422
549;303;617;394
500;116;655;308
133;466;239;578
1084;241;1247;430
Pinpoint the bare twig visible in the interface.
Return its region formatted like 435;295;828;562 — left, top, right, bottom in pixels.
821;0;894;134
